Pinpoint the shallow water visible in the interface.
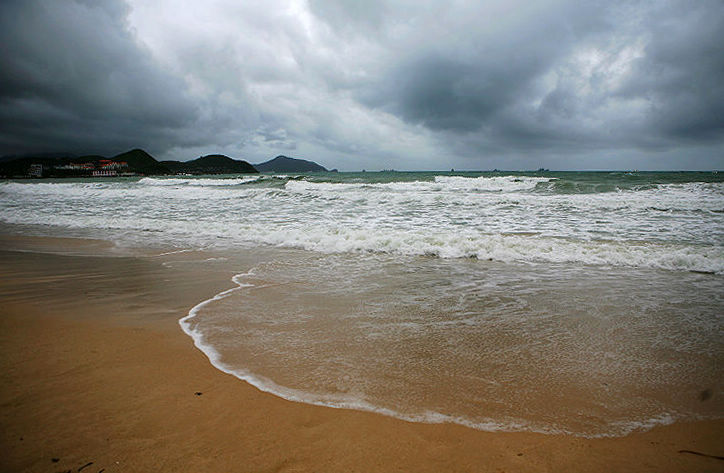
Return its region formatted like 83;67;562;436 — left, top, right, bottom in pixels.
2;171;723;436
181;250;723;437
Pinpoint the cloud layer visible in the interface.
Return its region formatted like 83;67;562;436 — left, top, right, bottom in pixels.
1;0;722;169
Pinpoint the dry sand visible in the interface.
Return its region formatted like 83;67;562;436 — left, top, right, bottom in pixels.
0;236;722;472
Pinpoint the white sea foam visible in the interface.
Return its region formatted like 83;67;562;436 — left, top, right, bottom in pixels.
138;176;260;186
284;175;554;195
154;248;195;256
21;213;715;273
178;266;717;438
433;174;554;191
604;413;679;437
1;176;722;273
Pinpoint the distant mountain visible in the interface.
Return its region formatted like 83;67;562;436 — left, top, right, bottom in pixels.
114;149;170;175
254;155;327;172
161;154;258;174
0;149;263;178
0;148;169;177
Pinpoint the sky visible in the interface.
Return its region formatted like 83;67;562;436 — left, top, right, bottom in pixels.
1;0;722;170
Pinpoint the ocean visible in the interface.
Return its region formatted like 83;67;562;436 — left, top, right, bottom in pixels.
1;170;722;436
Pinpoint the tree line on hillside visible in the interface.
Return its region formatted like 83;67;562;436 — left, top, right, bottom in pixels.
0;149;330;178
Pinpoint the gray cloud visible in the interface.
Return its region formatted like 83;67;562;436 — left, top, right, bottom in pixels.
620;1;724;143
0;0;198;156
352;1;599;129
0;0;722;169
347;0;724;158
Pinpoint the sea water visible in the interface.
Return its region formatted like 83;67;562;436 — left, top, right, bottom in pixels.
1;171;722;436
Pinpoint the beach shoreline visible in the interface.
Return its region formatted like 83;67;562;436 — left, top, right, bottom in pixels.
1;235;722;472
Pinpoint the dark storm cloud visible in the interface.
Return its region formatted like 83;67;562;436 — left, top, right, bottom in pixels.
0;0;722;169
619;1;724;142
352;1;600;133
369;55;512;132
0;0;198;156
312;0;724;166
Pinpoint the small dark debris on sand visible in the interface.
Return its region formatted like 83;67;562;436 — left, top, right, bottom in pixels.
195;391;203;396
679;450;724;461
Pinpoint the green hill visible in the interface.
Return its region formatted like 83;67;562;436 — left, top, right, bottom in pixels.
0;148;169;177
254;155;327;172
161;154;258;174
113;149;170;175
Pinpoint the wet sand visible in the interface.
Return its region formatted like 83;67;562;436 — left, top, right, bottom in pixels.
0;237;722;472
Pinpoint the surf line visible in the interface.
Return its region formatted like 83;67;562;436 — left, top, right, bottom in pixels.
154;248;195;257
175;267;561;437
176;266;703;439
179;269;255;336
178;268;291;389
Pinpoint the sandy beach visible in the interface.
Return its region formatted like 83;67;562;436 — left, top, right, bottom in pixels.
1;236;722;473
